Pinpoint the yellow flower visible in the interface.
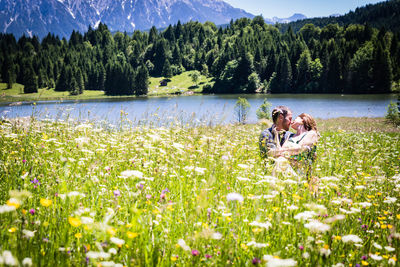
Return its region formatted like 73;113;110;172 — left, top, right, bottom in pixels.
68;217;81;227
22;209;27;215
75;233;82;239
252;228;262;233
127;231;138;239
381;224;387;229
171;255;178;262
361;260;369;266
240;243;248;250
43;221;49;227
272;207;279;212
107;227;116;235
40;198;52;207
387;224;393;229
323;244;329;250
6;199;20;209
396;214;400;219
334;235;342;240
8;227;16;233
226;217;232;222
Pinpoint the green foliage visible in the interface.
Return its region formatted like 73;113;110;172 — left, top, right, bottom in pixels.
190;70;200;86
234;97;251;124
256;98;272;120
386;100;400;126
1;12;400;97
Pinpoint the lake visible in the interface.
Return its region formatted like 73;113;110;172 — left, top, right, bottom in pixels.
0;94;396;126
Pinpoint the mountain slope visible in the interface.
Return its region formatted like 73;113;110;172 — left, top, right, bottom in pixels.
0;0;253;38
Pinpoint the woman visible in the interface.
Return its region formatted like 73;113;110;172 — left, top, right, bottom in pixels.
271;113;319;179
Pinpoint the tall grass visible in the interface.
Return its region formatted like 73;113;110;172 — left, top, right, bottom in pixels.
0;116;399;266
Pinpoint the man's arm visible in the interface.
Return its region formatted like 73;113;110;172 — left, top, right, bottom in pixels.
259;130;277;158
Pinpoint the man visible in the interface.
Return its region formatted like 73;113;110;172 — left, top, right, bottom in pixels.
259;105;294;158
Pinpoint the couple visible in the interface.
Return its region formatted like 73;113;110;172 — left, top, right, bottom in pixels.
259;106;319;178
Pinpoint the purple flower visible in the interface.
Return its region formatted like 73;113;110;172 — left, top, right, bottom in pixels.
298;245;304;250
146;194;152;199
361;255;368;260
113;190;121;197
160;193;166;200
29;208;35;215
22;159;26;163
191;250;200;256
161;188;170;194
361;224;368;229
355;264;361;267
205;254;212;259
252;258;261;265
31;178;40;185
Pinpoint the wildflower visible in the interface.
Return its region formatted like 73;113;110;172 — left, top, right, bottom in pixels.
252;258;261;265
75;233;82;239
370;254;382;261
31;178;40;185
342;235;363;243
29;209;35;215
373;242;382;249
304;220;331;233
113;190;121;197
2;251;18;266
384;246;395;252
294;211;317;221
68;217;81;227
177;239;191;251
361;261;369;265
8;227;16;233
6;198;21;209
194;167;206;175
262;255;297;267
22;257;33;266
246;241;268;248
86;251;111;259
110;237;125;247
40;198;52;207
226;193;244;202
212;232;222;240
298;245;304;250
171;255;178;261
81;217;94;224
1;205;16;215
22;229;35;238
320;247;331;257
191;250;200;256
249;221;272;230
120;170;143;179
127;232;138;239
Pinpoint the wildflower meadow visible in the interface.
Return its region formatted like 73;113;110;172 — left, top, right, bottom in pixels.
0;116;399;266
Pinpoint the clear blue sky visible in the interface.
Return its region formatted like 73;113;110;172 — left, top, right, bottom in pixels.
223;0;385;18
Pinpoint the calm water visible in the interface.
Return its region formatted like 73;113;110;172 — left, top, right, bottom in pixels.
0;94;396;126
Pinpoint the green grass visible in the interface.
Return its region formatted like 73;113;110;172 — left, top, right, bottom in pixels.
0;71;214;103
148;71;213;96
0;117;399;266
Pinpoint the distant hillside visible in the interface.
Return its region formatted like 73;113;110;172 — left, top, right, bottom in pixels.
279;0;400;33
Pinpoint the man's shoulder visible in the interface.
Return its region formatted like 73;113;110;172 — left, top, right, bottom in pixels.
260;127;274;138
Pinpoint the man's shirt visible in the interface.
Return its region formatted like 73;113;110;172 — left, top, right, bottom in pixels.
259;125;294;158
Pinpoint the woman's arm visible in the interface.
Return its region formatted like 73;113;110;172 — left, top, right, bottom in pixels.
272;131;319;158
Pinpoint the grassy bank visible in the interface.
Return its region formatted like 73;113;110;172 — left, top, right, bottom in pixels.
0;71;213;103
0;117;399;266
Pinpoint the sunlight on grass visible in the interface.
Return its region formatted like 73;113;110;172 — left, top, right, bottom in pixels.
0;114;399;266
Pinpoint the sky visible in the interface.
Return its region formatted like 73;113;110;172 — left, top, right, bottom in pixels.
223;0;385;19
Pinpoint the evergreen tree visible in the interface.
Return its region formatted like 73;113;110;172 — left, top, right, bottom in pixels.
23;61;38;93
135;65;149;95
372;42;392;93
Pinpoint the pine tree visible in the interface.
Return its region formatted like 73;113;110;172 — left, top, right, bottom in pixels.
23;61;38;93
135;65;149;95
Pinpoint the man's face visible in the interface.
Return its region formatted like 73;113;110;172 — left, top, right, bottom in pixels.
281;111;292;131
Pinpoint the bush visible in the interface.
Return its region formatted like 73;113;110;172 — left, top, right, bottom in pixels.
386;100;400;126
256;98;271;120
234;97;251;124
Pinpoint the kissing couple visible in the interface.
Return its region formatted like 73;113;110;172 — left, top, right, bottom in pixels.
259;106;320;179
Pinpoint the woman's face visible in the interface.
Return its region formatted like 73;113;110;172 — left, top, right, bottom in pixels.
291;116;303;130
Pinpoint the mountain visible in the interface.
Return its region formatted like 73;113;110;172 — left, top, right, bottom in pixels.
0;0;254;39
279;0;400;33
265;13;307;24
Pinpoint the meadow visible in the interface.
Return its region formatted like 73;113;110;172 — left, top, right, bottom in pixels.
0;116;399;266
0;71;212;103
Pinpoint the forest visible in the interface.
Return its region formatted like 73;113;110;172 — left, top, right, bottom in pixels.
0;16;399;96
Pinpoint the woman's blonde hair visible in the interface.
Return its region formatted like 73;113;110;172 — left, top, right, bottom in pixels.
298;113;317;132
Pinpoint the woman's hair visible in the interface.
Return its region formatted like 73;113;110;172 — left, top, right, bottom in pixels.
271;106;291;124
298;113;318;132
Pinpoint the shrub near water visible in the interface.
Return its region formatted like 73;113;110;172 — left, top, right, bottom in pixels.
0;118;399;266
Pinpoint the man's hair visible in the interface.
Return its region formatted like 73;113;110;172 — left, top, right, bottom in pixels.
271;106;291;124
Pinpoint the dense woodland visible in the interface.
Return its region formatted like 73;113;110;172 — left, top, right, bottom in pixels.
0;15;399;96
